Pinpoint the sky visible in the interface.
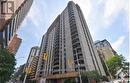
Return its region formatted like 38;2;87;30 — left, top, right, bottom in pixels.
15;0;129;67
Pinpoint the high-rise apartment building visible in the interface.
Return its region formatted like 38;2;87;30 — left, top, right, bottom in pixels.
28;56;39;81
0;0;33;54
94;39;116;61
24;46;40;82
26;46;40;67
36;1;106;83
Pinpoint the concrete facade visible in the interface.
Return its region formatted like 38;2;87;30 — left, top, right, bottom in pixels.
28;56;39;80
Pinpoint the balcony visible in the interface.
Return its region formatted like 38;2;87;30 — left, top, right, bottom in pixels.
53;66;59;71
53;71;59;74
77;54;83;59
75;66;86;71
72;34;78;39
72;43;80;48
72;39;79;44
53;61;59;65
71;30;78;36
71;32;78;37
54;57;59;61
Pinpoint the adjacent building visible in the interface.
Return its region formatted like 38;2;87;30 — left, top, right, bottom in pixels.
36;1;106;83
94;39;117;79
25;46;40;67
94;39;117;61
24;46;40;82
28;56;39;81
0;0;33;54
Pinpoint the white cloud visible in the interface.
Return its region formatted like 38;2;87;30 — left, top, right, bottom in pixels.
104;0;128;26
104;0;128;18
27;1;46;27
27;6;41;27
111;36;125;51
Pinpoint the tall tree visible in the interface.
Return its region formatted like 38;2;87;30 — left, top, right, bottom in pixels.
0;49;16;83
106;54;125;78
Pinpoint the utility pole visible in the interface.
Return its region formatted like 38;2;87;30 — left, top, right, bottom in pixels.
77;63;82;83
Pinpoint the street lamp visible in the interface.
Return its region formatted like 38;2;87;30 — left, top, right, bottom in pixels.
77;63;82;83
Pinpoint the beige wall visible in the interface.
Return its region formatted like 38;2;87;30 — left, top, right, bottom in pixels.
7;34;21;54
0;0;24;30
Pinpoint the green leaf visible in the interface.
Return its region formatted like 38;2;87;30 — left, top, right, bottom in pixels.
0;49;16;83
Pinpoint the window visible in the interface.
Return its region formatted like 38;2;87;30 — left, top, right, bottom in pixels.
74;55;77;60
64;48;66;51
73;50;76;54
74;60;78;64
79;60;84;64
80;66;86;70
77;48;81;53
64;52;66;56
40;72;42;74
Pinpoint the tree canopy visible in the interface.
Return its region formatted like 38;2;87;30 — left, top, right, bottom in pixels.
106;54;126;78
81;70;102;83
0;49;16;83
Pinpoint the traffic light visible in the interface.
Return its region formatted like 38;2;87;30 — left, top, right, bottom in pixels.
42;53;48;61
25;67;32;74
28;67;32;74
67;58;72;65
